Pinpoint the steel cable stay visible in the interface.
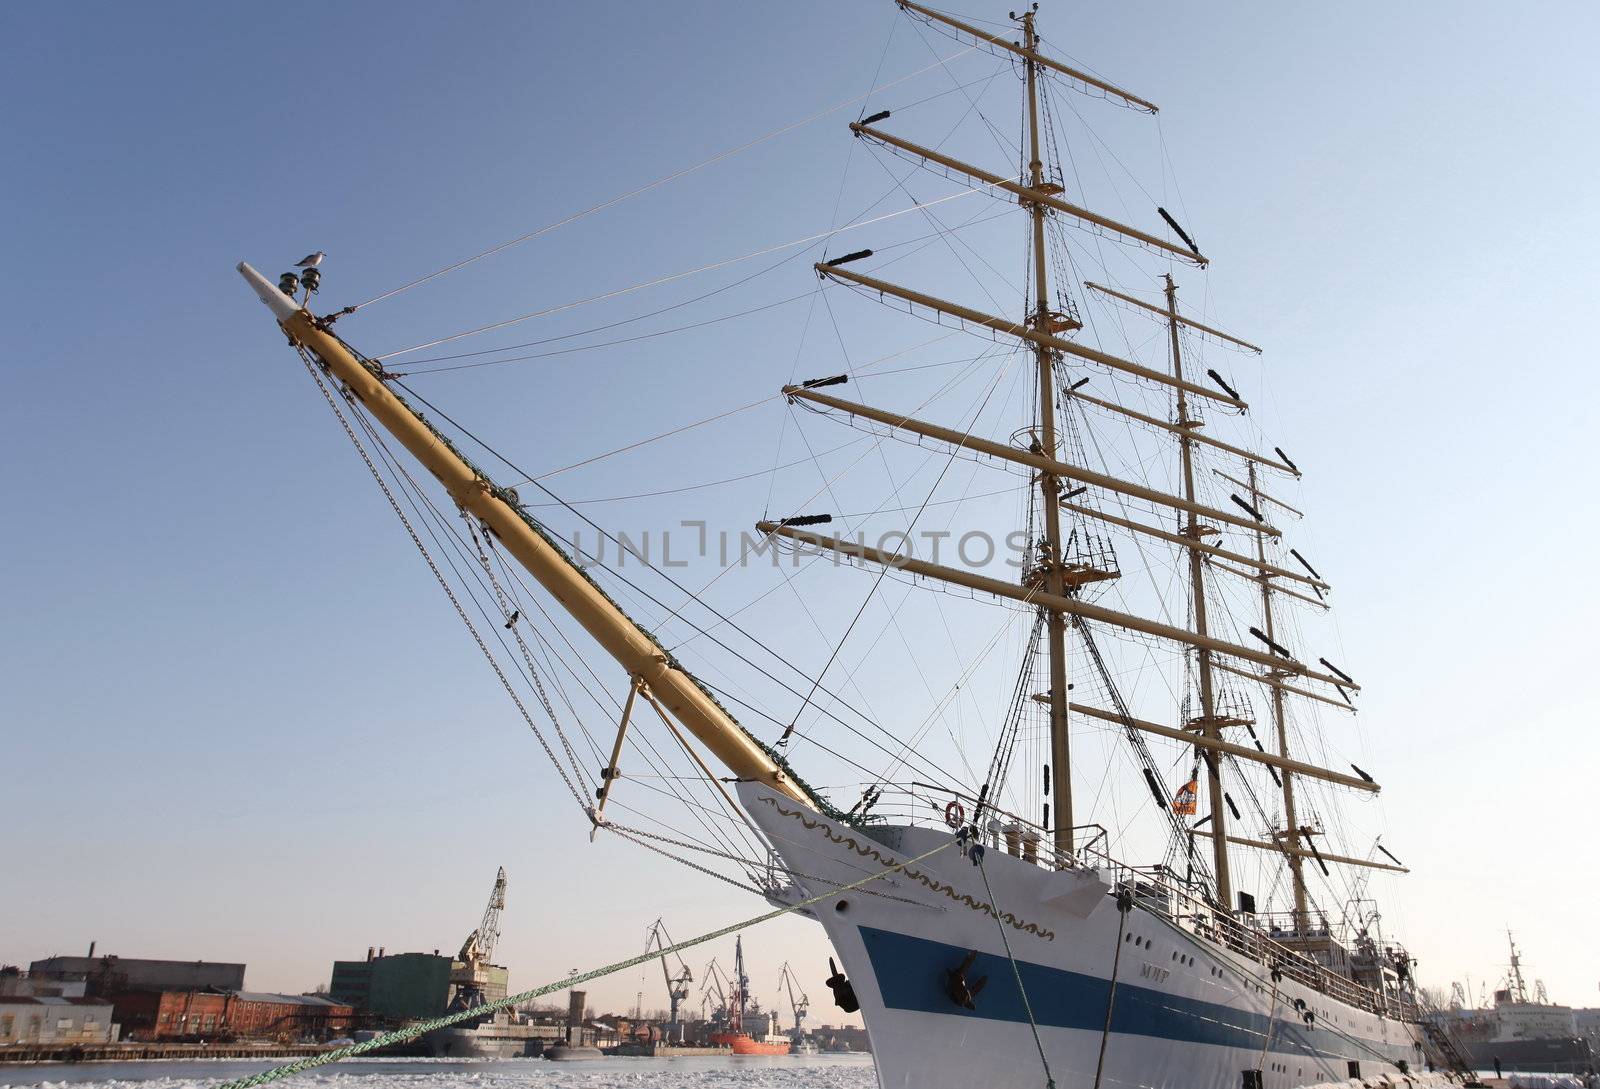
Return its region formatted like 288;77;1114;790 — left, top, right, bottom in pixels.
854;454;999;789
342;45;981;317
391;207;1016;378
770;343;1029;785
294;348;593;815
394;290;818;376
348;403;600;796
379;183;1009;361
899;1;1159;116
384;377;957;780
903;7;1026;165
1074;615;1217;894
471;517;770;871
476;453;987;806
339;351;819;876
337;350;815;882
477;527;792;873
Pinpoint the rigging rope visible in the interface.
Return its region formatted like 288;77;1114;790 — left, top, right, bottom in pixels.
1091;886;1136;1089
344;48;978;316
215;839;954;1089
384;378;974;802
379;184;1003;360
975;849;1056;1089
296;348;590;812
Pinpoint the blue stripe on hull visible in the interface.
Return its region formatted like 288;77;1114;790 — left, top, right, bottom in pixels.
858;925;1406;1065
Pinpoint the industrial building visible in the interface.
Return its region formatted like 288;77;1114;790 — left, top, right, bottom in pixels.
329;950;453;1021
0;995;118;1045
333;870;513;1030
29;954;245;996
111;990;353;1042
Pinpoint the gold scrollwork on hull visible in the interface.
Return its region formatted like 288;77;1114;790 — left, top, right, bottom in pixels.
761;797;1056;941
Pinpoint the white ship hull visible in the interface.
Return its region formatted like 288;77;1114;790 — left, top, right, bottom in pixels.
742;784;1434;1089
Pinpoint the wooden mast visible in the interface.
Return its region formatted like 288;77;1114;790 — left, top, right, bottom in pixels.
1164;273;1231;910
1249;460;1311;929
1022;9;1075;858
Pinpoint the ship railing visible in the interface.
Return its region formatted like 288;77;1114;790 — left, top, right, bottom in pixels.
1070;843;1415;1020
868;784;1418;1021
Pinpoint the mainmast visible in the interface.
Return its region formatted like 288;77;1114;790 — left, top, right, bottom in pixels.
1021;8;1075;858
1163;275;1230;909
1248;461;1309;929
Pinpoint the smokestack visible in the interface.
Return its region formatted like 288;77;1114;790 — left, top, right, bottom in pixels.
378;947;385;958
567;990;586;1045
367;947;375;962
87;941;96;959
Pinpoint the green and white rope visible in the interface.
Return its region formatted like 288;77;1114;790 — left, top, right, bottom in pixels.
976;852;1057;1089
215;839;952;1089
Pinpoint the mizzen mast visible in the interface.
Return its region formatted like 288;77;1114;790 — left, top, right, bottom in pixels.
1247;460;1309;930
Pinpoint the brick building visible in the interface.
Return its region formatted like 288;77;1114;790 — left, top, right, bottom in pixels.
112;991;352;1042
223;993;352;1040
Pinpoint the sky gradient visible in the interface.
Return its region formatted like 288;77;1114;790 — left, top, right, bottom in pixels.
4;1;1598;1018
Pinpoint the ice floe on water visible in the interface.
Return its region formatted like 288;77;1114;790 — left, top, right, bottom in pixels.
0;1055;877;1089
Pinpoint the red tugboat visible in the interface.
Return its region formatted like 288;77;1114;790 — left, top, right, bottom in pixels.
711;937;791;1055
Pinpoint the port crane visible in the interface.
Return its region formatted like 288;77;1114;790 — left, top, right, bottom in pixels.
449;866;507;1009
644;918;693;1035
776;962;810;1042
456;866;507;969
700;957;733;1025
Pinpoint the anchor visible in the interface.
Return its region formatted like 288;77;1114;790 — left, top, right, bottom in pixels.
825;956;860;1013
944;949;989;1010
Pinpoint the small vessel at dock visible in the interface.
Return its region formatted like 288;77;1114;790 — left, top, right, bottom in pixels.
708;938;790;1056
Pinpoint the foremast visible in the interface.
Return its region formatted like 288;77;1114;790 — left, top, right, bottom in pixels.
236;262;819;814
1021;7;1075;859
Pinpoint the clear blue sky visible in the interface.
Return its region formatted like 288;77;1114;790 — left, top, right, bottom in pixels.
4;0;1598;1017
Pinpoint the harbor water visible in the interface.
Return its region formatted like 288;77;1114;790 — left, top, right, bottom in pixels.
0;1055;877;1089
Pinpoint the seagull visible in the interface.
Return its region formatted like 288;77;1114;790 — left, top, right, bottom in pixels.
295;251;325;268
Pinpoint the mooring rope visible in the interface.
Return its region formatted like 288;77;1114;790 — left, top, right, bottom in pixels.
975;851;1056;1089
1091;886;1136;1089
214;840;951;1089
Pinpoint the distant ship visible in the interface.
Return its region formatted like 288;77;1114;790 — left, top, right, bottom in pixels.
709;938;791;1056
1431;934;1593;1074
424;869;557;1058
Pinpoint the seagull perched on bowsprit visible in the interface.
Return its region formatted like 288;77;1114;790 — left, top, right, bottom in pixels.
295;251;325;268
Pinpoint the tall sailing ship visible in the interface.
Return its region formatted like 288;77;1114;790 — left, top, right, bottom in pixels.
239;4;1461;1087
